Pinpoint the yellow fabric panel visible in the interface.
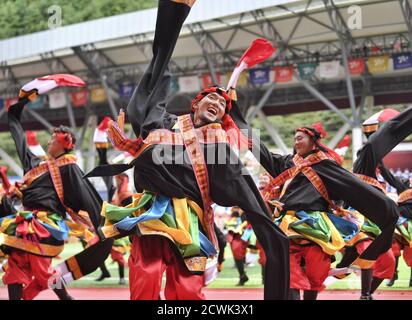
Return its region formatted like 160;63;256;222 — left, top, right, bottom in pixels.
0;218;14;233
2;234;63;257
140;219;192;245
351;257;375;269
172;198;190;232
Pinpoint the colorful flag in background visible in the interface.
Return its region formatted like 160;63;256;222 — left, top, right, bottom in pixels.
201;73;221;89
319;60;340;78
274;66;294;83
118;82;135;98
48;91;67;109
367;55;389;74
90;87;107;103
297;63;317;80
178;75;200;93
392;52;412;70
71;90;89;107
249;67;270;85
348;58;365;75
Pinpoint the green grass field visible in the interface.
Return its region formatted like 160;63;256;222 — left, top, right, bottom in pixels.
32;242;412;290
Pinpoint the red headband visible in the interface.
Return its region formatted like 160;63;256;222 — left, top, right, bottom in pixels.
296;127;317;139
191;87;232;113
296;127;343;165
55;132;74;150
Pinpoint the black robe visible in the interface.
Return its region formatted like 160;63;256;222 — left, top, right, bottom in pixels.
87;0;289;300
229;96;400;264
6;98;113;277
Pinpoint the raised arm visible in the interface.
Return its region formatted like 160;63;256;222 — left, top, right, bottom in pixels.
379;162;409;194
7;98;41;173
353;107;412;177
126;0;192;138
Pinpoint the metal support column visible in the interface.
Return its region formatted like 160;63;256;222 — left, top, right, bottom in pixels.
257;110;289;155
323;0;362;162
400;0;412;52
0;147;23;177
246;83;277;121
297;75;353;125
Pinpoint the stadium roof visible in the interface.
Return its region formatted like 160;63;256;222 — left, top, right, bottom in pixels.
2;0;410;88
0;0;410;135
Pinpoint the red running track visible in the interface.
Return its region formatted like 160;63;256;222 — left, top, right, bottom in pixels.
0;287;411;300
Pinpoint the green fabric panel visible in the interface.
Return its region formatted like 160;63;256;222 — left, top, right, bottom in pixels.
160;211;177;229
105;192;154;223
291;211;331;243
178;207;201;258
114;237;131;247
47;213;64;223
5;223;17;235
398;220;412;242
19;211;32;219
361;219;381;237
249;231;257;246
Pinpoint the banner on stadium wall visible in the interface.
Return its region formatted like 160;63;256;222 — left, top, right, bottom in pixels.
348;58;365;75
201;73;221;89
274;66;294;83
71;90;89;107
118;82;134;98
319;60;340;78
178;76;200;93
48;91;67;109
5;97;18;109
28;95;44;110
91;87;107;103
297;63;317;80
249;67;270;85
392;52;412;70
367;55;389;74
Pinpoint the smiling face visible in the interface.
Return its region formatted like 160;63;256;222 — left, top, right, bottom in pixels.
294;131;316;156
192;92;227;127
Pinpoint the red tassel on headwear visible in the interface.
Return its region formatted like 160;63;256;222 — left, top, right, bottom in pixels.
312;122;328;138
221;114;252;151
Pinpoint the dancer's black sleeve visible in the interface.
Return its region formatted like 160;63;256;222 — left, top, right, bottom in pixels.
353;107;412;178
7;98;41;173
126;0;191;138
